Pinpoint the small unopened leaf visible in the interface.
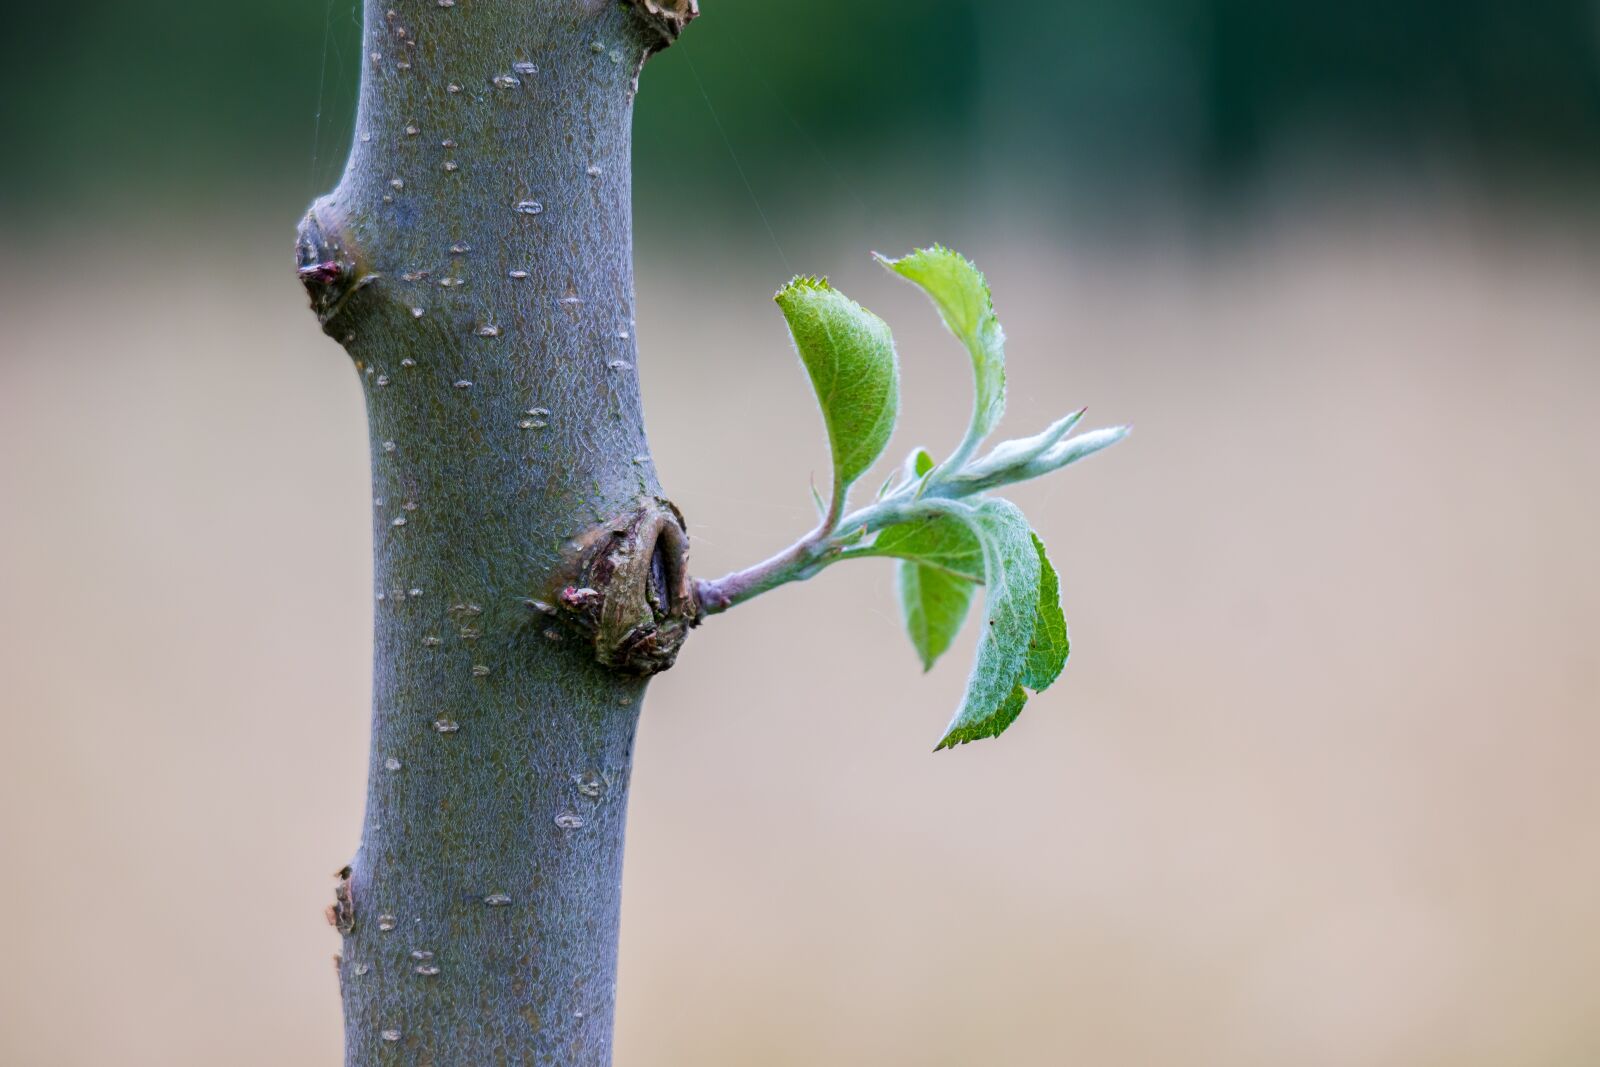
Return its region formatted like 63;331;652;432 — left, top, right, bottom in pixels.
877;247;1006;444
951;425;1131;495
883;447;934;499
965;409;1085;482
1021;533;1069;691
897;560;978;672
936;500;1041;750
775;277;900;498
1029;426;1131;477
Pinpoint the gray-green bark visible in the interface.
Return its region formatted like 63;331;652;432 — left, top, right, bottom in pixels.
298;2;696;1063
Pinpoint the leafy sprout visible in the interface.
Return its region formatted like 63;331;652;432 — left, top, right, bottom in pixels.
697;247;1128;750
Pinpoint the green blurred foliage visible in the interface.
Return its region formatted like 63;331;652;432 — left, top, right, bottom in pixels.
2;0;1597;225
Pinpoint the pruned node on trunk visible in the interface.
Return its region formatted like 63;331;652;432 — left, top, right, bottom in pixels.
630;0;699;51
545;498;699;676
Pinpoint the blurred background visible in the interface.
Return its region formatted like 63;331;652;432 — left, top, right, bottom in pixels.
2;1;1599;1064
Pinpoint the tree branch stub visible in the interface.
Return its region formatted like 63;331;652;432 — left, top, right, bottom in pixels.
547;497;699;676
629;0;700;51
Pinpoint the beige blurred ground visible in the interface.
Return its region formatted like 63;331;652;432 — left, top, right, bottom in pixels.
1;202;1598;1066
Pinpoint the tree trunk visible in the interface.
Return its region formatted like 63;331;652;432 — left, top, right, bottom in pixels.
297;2;697;1063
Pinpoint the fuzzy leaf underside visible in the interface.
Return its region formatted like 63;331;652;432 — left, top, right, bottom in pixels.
878;247;1006;444
936;500;1041;750
775;277;900;498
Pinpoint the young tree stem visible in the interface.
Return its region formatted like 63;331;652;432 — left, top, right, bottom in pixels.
298;3;693;1063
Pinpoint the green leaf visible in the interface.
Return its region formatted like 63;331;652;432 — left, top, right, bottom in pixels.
847;511;984;671
896;559;978;673
936;500;1042;750
877;247;1006;445
868;514;985;581
1022;532;1069;692
912;448;935;478
775;277;900;501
